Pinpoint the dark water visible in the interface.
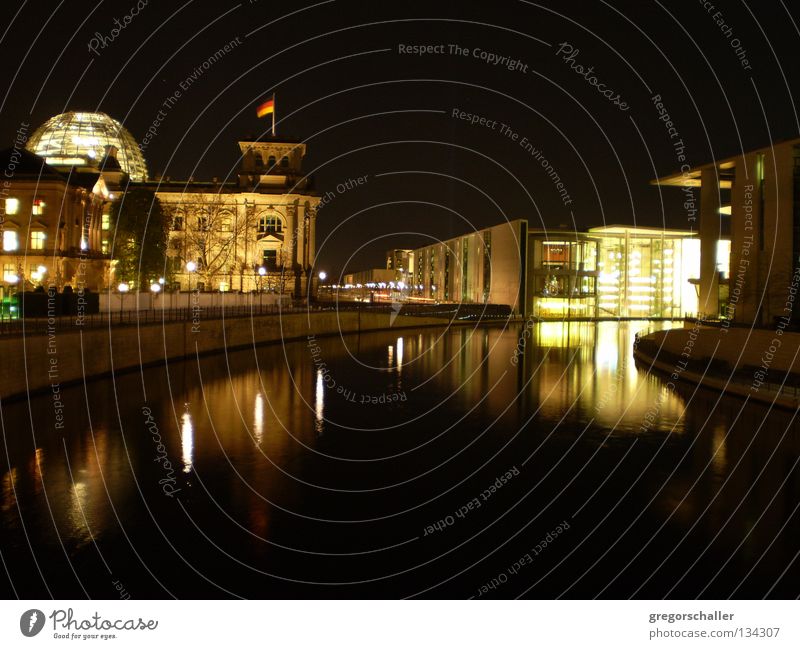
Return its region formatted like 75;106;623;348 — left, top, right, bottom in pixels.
2;321;799;599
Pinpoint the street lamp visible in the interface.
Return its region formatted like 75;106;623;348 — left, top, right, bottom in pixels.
185;261;196;310
118;282;129;319
150;282;161;310
318;271;327;282
257;266;266;311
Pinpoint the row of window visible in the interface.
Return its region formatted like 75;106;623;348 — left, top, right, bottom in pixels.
168;249;280;272
3;198;46;216
254;154;289;169
170;214;284;234
3;230;47;251
2;230;109;253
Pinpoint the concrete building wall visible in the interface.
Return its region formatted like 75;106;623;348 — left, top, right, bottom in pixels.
412;220;526;314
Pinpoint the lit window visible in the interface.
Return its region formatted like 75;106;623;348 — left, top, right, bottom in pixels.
219;214;233;232
30;231;46;250
102;239;109;254
259;215;283;234
172;214;184;231
5;198;19;215
32;199;45;215
102;212;110;230
3;230;18;251
262;249;277;268
3;263;17;283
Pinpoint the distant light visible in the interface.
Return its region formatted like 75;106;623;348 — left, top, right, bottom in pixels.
158;277;165;285
118;282;130;293
258;266;266;276
318;271;327;281
186;261;197;272
37;265;46;274
6;274;18;284
150;283;161;293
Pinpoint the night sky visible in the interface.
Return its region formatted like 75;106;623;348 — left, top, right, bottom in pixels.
1;0;798;274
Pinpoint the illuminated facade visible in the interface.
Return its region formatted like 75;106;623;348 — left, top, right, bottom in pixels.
20;111;321;297
589;226;704;318
403;221;709;319
150;137;320;296
26;112;148;182
0;148;109;293
526;227;708;318
527;231;599;317
653;137;800;324
412;220;528;314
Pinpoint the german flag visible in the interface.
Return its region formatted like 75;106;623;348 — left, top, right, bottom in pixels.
256;96;275;118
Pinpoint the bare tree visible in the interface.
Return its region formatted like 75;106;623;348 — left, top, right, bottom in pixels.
174;192;253;288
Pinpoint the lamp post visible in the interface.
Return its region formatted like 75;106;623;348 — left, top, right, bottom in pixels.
257;266;266;311
185;261;196;312
118;282;129;320
150;282;161;311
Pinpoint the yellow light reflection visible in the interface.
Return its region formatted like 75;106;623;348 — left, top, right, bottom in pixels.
253;392;264;445
180;409;194;474
396;337;404;371
315;370;325;434
1;468;17;513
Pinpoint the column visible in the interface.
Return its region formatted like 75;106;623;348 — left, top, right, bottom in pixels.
699;167;721;318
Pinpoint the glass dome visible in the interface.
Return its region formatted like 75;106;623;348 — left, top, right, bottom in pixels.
26;111;148;181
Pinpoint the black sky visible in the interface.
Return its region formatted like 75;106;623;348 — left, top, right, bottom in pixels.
1;0;798;274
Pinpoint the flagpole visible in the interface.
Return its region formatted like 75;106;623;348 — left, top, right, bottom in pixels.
272;94;276;137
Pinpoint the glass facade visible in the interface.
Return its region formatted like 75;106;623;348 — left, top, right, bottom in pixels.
27;112;148;182
529;235;598;317
591;228;700;318
528;228;708;318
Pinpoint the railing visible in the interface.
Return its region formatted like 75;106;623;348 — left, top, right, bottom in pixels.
0;302;512;337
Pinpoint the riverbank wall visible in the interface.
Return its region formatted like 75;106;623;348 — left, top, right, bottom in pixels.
634;325;800;409
0;311;457;401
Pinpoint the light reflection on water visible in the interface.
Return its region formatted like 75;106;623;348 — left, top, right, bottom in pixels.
1;320;799;598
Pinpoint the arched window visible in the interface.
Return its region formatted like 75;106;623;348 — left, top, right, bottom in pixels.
258;214;283;234
280;156;289;168
254;153;264;168
267;155;276;168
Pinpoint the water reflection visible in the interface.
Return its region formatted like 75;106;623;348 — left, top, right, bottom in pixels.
180;407;194;474
253;393;264;445
314;369;325;434
1;321;798;598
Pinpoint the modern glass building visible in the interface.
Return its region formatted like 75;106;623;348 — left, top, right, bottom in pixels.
527;231;599;317
589;226;702;319
26;112;149;182
407;222;713;319
653;137;800;324
526;226;711;319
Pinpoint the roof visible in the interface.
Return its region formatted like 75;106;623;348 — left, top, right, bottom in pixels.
651;135;800;188
0;147;64;180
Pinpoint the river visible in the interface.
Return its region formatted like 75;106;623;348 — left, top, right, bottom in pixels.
1;321;798;598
